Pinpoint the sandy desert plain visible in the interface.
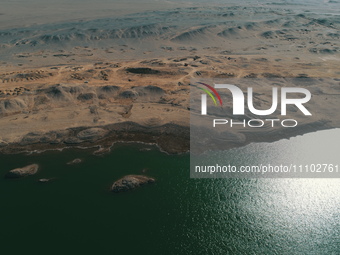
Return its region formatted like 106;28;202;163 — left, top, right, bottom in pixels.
0;0;339;154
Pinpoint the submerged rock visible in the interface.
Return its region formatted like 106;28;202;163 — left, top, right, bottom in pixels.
93;147;111;155
38;178;49;183
111;175;155;193
38;178;54;183
6;164;39;178
67;158;82;165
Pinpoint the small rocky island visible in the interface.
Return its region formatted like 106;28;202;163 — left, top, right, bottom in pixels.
111;175;155;193
5;164;39;178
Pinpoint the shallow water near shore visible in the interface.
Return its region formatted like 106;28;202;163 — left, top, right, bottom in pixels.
0;130;339;255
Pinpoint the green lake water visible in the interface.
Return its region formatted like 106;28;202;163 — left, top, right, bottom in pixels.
0;130;339;255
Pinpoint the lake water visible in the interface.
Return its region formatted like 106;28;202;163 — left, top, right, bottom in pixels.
0;130;339;255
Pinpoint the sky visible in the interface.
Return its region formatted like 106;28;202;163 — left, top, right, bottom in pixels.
0;0;336;29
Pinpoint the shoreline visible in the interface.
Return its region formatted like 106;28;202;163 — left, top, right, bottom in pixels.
0;121;336;156
0;122;190;155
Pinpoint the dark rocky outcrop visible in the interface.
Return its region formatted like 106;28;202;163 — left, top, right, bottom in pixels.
2;122;190;155
76;128;109;141
6;164;39;178
77;92;96;101
126;67;160;74
119;90;139;99
111;175;155;193
99;85;120;93
0;98;27;116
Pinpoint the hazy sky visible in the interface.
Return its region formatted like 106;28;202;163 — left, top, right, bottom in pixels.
0;0;335;29
0;0;189;29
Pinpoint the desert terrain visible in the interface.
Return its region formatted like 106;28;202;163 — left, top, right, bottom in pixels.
0;1;339;153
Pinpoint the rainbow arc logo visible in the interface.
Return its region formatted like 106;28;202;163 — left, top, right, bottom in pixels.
195;82;223;107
